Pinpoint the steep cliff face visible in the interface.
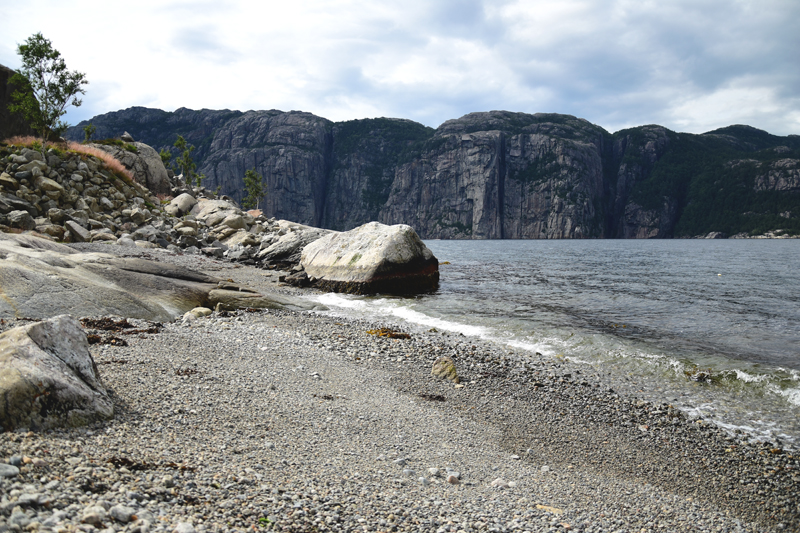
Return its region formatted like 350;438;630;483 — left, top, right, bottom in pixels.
382;130;505;238
200;111;333;227
609;126;673;238
66;108;800;238
324;118;433;230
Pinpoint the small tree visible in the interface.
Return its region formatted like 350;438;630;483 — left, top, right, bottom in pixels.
173;135;197;184
159;148;172;166
242;168;267;210
8;33;88;152
83;123;96;143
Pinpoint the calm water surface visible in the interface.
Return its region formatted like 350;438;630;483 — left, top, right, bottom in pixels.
314;240;800;447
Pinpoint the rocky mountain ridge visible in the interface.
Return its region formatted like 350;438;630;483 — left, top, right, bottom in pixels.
66;108;800;238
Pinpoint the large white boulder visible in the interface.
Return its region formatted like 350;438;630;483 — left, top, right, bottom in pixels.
0;315;113;431
300;222;439;294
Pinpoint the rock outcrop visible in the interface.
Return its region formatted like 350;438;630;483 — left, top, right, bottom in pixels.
92;140;171;195
0;232;316;321
300;222;439;294
66;108;800;239
0;315;113;431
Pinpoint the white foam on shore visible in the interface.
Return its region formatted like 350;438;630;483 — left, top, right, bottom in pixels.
314;293;490;337
732;369;771;383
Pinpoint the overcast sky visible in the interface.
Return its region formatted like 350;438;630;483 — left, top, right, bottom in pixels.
1;0;798;136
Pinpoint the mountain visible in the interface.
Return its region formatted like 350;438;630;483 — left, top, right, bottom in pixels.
65;108;800;238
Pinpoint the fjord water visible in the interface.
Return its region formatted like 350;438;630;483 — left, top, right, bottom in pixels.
315;240;800;447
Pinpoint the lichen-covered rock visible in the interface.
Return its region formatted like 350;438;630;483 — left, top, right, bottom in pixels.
301;222;439;295
0;315;113;431
431;356;460;383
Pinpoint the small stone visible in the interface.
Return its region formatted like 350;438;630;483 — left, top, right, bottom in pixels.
265;442;275;450
490;478;509;488
32;458;48;468
402;468;416;477
8;510;31;528
162;475;175;488
446;474;460;484
419;476;429;486
9;455;23;466
427;467;441;477
510;454;520;460
431;356;460;383
110;504;137;523
82;505;108;525
541;465;550;473
445;468;460;479
0;463;20;477
393;457;407;466
17;493;43;506
174;522;196;533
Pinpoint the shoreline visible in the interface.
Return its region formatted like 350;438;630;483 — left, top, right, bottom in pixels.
1;248;798;532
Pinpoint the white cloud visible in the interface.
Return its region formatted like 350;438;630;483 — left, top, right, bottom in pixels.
0;0;798;135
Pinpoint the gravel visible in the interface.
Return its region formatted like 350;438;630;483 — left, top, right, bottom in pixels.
1;245;798;532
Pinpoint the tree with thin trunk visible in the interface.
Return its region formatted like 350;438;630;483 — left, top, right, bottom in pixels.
8;33;87;153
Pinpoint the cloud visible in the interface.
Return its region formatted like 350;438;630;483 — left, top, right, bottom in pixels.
1;0;798;135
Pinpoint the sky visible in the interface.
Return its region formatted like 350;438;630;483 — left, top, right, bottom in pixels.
1;0;798;136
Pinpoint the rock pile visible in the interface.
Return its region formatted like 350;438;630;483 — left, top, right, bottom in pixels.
0;141;326;268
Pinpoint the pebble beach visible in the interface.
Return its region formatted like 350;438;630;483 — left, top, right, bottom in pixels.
1;246;798;533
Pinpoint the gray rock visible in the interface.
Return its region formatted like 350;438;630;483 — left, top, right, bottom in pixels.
167;193;198;217
174;522;196;533
90;141;170;195
0;463;19;477
8;510;31;527
7;209;36;230
0;232;319;321
65;220;91;242
0;192;36;217
82;505;108;525
257;221;331;268
0;315;113;431
301;222;439;295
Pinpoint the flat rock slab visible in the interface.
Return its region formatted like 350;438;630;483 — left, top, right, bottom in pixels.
0;315;112;431
301;222;439;295
0;232;316;321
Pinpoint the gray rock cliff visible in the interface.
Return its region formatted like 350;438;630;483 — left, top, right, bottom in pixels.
66;108;800;238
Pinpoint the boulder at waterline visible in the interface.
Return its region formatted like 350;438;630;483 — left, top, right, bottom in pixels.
0;315;113;431
300;221;439;295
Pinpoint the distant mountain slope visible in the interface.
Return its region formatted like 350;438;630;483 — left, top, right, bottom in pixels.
65;108;800;238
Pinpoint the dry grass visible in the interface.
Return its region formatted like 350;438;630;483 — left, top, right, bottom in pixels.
1;136;136;184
